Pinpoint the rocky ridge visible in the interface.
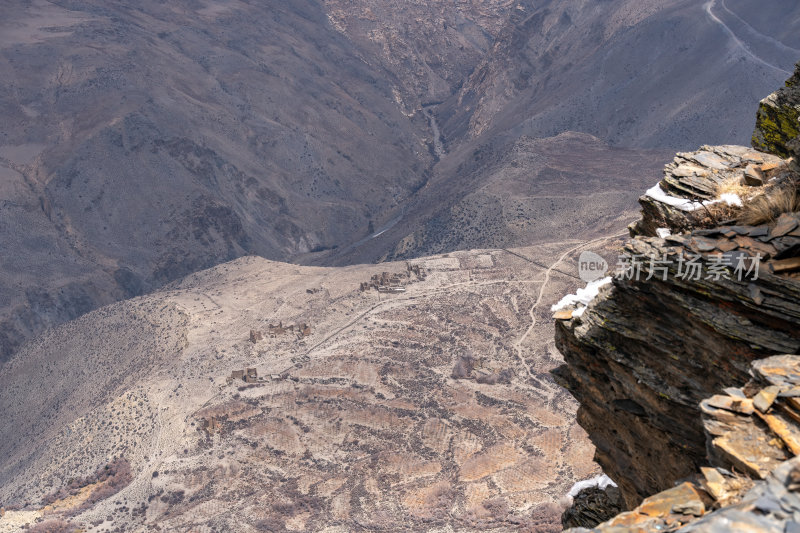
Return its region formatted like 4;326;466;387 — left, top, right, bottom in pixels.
554;63;800;530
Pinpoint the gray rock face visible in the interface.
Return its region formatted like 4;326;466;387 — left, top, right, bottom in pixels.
630;145;786;238
555;65;800;529
554;234;800;507
682;457;800;533
565;355;800;532
562;485;623;529
753;62;800;159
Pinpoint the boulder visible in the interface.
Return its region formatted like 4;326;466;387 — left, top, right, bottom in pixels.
561;485;623;529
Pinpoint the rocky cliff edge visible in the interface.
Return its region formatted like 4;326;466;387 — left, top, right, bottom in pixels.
554;62;800;531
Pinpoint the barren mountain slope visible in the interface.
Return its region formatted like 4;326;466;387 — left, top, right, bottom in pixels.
1;0;797;366
0;237;625;532
313;132;672;265
311;0;798;264
383;134;671;261
440;0;798;149
725;0;800;50
321;0;518;110
0;0;436;361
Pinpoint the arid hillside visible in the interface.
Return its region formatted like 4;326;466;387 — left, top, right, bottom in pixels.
314;132;672;265
440;0;800;148
0;0;796;365
0;0;439;361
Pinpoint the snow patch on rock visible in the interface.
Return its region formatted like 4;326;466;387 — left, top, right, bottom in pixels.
718;192;743;207
645;184;743;212
565;474;618;505
645;184;705;211
552;277;612;316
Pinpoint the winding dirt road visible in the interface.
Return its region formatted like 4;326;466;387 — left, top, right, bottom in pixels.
704;0;793;75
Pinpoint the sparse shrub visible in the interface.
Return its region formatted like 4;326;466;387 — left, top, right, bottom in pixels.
271;494;323;517
254;516;287;531
26;519;75;533
451;353;474;379
702;170;800;226
481;497;509;517
40;457;133;517
715;175;751;199
519;502;563;533
737;180;799;225
476;369;514;385
160;490;184;505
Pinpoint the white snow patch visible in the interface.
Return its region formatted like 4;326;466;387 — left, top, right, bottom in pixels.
551;277;612;317
656;227;672;239
565;474;618;505
718;193;742;207
645;184;704;211
645;184;743;212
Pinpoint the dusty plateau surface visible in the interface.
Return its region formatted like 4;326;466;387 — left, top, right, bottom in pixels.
0;238;624;532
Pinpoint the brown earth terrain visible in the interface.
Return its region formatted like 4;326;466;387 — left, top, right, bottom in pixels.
2;5;799;532
0;235;628;532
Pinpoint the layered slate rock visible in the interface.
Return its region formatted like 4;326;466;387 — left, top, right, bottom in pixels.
561;485;623;529
569;458;800;532
630;146;787;238
566;355;800;532
566;481;710;532
701;355;800;480
752;61;800;160
554;233;800;508
629;63;800;242
556;58;800;532
663;212;800;273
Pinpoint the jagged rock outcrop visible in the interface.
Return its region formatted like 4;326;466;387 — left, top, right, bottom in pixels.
631;62;800;240
629;145;786;238
554;235;800;508
752;61;800;159
567;355;800;532
553;64;800;520
561;485;623;529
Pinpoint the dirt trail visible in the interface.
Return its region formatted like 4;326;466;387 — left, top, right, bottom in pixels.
704;0;793;75
511;234;625;397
